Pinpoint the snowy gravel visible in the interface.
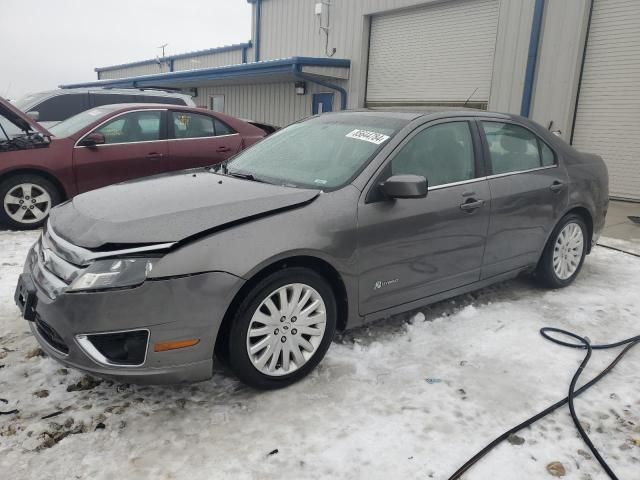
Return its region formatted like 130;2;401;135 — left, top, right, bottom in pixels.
0;230;639;480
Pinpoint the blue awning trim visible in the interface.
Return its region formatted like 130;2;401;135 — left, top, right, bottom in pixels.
61;57;351;90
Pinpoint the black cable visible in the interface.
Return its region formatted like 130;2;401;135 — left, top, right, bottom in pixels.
448;327;640;480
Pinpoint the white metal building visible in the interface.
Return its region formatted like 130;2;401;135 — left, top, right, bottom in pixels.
63;0;640;201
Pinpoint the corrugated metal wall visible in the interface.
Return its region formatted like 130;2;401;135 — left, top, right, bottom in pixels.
255;0;537;113
173;49;244;71
195;82;341;127
531;0;590;142
98;49;245;80
98;63;168;80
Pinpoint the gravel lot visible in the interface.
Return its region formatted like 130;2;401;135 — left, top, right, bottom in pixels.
1;230;639;480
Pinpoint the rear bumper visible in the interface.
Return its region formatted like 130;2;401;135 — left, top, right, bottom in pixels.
23;244;244;384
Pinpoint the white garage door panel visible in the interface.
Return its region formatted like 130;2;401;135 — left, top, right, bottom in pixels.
572;0;640;200
366;0;499;106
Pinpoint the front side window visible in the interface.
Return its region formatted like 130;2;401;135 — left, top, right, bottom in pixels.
172;112;215;139
482;122;556;175
94;111;162;144
227;113;407;189
390;122;476;187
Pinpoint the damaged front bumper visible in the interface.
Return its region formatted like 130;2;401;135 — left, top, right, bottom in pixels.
17;234;244;384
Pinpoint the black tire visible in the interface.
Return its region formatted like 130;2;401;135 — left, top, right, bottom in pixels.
0;174;62;230
536;213;588;289
227;267;337;389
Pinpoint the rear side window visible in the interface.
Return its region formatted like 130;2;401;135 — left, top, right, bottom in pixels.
214;118;235;136
481;122;556;175
172;112;215;139
91;94;136;107
34;94;89;122
391;122;476;187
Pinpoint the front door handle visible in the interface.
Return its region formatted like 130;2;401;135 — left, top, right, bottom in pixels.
216;146;232;153
549;181;565;193
460;198;485;212
146;152;164;160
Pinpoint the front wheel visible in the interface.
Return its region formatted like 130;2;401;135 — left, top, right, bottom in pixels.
228;268;337;389
536;213;588;289
0;174;61;230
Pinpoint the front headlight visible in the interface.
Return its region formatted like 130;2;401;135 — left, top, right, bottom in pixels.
68;258;156;292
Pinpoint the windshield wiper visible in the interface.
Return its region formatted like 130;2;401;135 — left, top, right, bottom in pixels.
227;170;265;183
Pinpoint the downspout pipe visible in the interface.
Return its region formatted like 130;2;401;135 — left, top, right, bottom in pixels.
520;0;546;117
293;65;348;111
254;0;262;62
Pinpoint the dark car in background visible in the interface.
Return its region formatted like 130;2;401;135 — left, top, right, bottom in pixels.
0;99;266;229
15;109;608;389
12;88;196;129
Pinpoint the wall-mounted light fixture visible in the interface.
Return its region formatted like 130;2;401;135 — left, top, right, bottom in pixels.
295;81;307;95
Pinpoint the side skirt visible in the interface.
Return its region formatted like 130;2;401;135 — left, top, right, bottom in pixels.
361;267;531;325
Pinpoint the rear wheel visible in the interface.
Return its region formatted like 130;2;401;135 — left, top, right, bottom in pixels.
536;213;588;288
227;268;336;389
0;174;61;229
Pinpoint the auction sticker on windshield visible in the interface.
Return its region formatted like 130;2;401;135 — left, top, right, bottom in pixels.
346;129;390;145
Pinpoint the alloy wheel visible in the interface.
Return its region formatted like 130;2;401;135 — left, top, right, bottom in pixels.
553;222;584;280
3;183;52;224
246;283;327;377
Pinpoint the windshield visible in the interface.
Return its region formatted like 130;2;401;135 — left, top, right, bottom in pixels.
48;107;109;138
227;113;407;189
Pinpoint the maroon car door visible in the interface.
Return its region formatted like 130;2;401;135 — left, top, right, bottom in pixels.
167;110;243;170
73;110;171;193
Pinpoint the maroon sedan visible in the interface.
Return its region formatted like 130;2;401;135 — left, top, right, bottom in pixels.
0;99;266;229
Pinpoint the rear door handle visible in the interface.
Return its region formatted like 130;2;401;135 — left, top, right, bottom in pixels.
460;198;485;212
549;181;565;192
216;146;232;153
146;152;164;160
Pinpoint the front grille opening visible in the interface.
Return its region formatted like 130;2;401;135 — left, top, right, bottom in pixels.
36;318;69;354
87;330;149;366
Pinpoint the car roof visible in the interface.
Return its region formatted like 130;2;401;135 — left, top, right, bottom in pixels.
326;107;514;122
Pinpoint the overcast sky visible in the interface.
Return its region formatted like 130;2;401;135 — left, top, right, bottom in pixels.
1;0;252;100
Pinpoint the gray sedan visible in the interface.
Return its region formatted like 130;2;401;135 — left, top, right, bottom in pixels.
15;109;608;389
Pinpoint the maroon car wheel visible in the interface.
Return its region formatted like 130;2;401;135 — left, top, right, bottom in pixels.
0;174;61;230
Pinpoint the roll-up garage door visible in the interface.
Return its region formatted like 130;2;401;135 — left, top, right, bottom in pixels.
366;0;499;109
572;0;640;200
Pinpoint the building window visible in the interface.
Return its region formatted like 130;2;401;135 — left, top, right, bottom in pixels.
210;95;225;113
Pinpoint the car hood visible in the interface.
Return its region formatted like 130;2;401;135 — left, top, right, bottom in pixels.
0;97;52;136
49;169;320;249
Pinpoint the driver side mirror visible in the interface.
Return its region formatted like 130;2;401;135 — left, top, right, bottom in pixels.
27;111;40;122
381;175;428;199
78;132;106;148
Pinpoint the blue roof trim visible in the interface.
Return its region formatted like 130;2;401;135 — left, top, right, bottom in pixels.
63;57;351;89
94;42;253;73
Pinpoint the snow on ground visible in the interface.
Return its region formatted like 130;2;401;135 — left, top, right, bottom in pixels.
0;230;639;480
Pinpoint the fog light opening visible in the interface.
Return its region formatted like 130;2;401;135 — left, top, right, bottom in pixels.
154;339;200;352
76;329;149;367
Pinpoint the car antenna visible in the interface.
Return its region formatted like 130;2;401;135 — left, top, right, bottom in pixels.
462;87;479;108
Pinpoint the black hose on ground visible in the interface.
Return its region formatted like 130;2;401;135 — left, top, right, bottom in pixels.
448;327;640;480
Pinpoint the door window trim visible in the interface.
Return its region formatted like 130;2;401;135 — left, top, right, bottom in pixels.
364;118;486;204
74;109;168;149
477;119;559;177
